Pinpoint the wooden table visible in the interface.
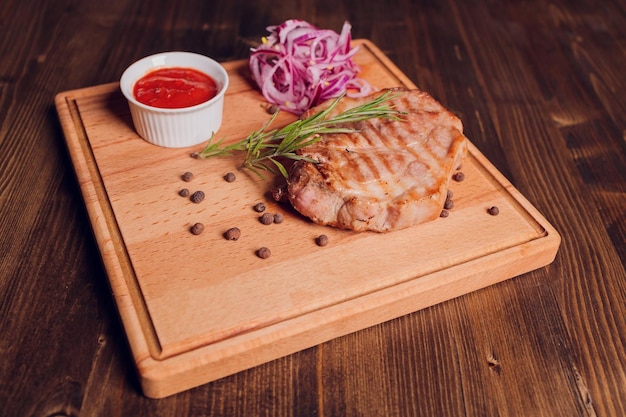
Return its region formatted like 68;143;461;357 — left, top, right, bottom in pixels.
1;0;624;415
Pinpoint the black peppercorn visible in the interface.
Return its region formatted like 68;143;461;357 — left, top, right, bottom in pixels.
190;190;205;203
181;171;193;182
273;213;284;224
259;212;274;225
452;172;465;182
487;206;500;216
253;202;266;213
224;172;236;182
315;234;329;246
224;227;241;241
190;223;204;235
179;188;190;197
256;247;271;259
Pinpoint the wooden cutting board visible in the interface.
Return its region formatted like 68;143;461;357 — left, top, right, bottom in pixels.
55;40;560;399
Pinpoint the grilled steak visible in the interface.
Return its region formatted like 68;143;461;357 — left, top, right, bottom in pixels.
285;88;468;232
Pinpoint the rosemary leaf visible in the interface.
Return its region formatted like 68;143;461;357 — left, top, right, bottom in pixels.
193;90;405;178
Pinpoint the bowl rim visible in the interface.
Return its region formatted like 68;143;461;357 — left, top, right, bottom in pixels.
120;51;229;114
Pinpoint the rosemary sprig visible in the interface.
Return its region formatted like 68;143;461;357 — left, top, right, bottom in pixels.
192;90;405;178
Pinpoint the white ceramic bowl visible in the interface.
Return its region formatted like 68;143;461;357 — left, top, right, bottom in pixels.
120;51;229;148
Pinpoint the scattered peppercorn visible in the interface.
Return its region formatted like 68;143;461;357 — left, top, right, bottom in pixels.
224;172;236;182
487;206;500;216
224;227;241;241
267;104;279;114
447;190;454;199
273;213;284;224
444;198;454;210
315;234;329;246
190;223;205;235
440;209;450;218
253;202;266;212
256;247;271;259
179;188;190;197
190;190;205;203
452;172;465;182
181;171;193;182
259;212;274;225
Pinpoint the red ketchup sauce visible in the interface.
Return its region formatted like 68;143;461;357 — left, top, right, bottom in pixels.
133;67;218;109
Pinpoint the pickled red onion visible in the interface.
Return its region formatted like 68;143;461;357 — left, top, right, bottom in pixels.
249;19;373;115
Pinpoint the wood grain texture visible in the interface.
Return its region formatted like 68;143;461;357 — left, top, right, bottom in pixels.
1;0;624;415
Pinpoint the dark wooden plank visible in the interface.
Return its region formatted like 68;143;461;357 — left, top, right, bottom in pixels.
443;2;626;416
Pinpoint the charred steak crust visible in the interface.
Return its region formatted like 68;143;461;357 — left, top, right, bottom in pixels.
286;88;468;232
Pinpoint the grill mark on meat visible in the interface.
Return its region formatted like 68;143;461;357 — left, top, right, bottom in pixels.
402;110;447;162
346;151;375;184
362;119;418;183
358;152;381;183
387;122;441;189
344;146;410;199
360;119;389;149
287;88;468;232
322;133;385;187
356;152;382;183
308;105;447;203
